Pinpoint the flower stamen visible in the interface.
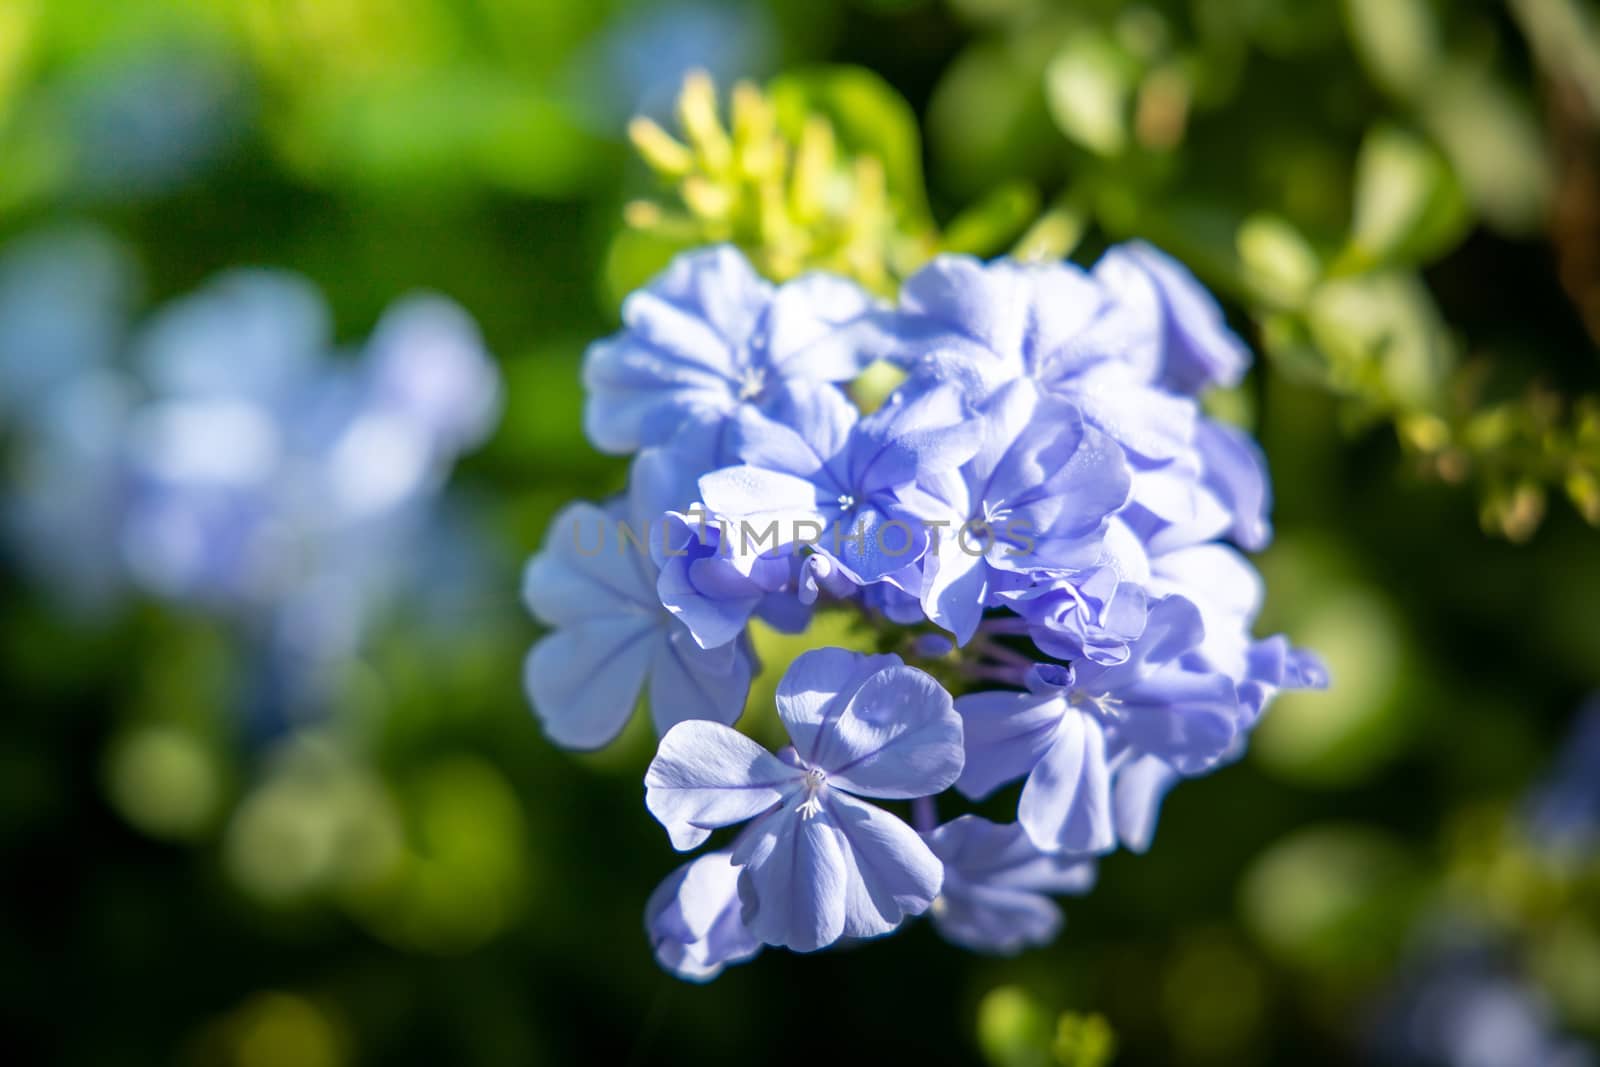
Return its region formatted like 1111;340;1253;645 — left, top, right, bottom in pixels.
796;766;827;818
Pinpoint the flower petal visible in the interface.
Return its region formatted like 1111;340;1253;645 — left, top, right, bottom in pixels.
521;501;657;626
764;273;877;381
851;384;982;493
524;619;656;750
775;647;904;760
827;791;944;938
954;688;1065;800
697;465;826;559
1112;754;1178;854
1109;669;1239;773
815;665;964;798
931;883;1063;955
645;720;796;850
648;624;752;735
1019;710;1116;855
921;535;990;646
925;815;1097;895
646;851;761;982
733;808;850;952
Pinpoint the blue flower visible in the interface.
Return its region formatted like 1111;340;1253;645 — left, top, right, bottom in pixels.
924;815;1095;955
1366;928;1596;1067
1193;417;1273;551
698;379;981;583
889;255;1197;463
955;597;1244;855
522;450;755;749
1525;694;1600;859
645;850;762;982
644;648;963;952
0;247;504;730
917;380;1131;645
118;271;331;605
1001;565;1152;667
583;246;876;455
135;269;328;404
1092;241;1251;396
0;226;135;426
651;506;822;649
363;295;504;459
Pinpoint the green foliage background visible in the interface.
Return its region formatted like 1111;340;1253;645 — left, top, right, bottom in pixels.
2;1;1598;1064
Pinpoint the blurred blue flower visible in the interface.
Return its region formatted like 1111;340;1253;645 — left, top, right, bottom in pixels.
0;227;138;426
1365;929;1595;1067
574;1;775;129
923;815;1095;955
62;41;248;201
0;231;502;725
1525;694;1600;860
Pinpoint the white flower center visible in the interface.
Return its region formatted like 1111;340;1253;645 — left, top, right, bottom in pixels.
797;766;828;819
1071;690;1124;720
736;366;767;401
836;493;856;512
980;500;1013;526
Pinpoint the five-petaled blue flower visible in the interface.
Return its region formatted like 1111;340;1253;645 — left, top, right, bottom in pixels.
583;245;876;456
645;648;963;952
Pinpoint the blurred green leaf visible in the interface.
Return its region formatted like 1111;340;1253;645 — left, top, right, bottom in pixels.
1340;124;1469;271
928;31;1062;197
768;65;933;229
1241;824;1427;979
1418;62;1553;235
1045;28;1138;158
1236;213;1320;309
1251;580;1415;786
1305;269;1453;410
977;986;1054;1067
1053;1012;1116;1067
941;180;1040;255
103;722;226;841
1341;0;1440;99
348;755;529;955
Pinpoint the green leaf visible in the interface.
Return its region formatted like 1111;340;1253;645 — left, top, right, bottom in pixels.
1418;62;1553;235
1236;214;1320;309
941;181;1040;256
1305;270;1453;410
767;65;933;229
977;987;1055;1067
1053;1012;1117;1067
1341;0;1440;99
1339;124;1469;271
601;225;693;314
1240;824;1426;978
1045;29;1137;157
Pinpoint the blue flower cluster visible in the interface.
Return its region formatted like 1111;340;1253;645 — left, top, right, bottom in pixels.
521;242;1326;979
0;228;502;724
